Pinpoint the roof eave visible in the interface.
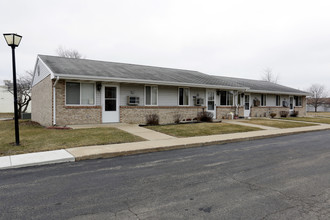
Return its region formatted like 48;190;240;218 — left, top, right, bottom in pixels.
247;89;309;96
54;73;249;90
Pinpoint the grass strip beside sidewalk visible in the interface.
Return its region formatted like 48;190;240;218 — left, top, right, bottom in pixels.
241;119;318;128
0;120;144;156
146;122;262;137
279;117;330;124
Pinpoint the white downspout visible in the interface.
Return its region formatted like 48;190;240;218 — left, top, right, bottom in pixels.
53;76;59;125
235;91;239;116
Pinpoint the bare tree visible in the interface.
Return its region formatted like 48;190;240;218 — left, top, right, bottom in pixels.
261;68;279;84
307;84;328;112
5;71;33;119
56;46;85;59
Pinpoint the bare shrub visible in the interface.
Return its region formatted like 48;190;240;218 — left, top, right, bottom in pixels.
173;114;182;124
197;111;213;122
291;111;299;117
146;114;159;125
280;111;289;118
270;112;277;118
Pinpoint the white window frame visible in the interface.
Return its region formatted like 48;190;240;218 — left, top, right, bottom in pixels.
65;81;96;106
276;95;281;106
178;87;190;106
144;85;158;106
294;96;302;106
261;94;267;106
220;91;234;106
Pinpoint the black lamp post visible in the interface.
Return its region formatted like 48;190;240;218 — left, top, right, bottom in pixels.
3;33;22;146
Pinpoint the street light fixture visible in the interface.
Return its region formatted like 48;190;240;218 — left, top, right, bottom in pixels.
3;33;22;146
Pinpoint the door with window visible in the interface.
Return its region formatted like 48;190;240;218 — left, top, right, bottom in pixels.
102;85;119;123
244;94;250;117
206;89;216;119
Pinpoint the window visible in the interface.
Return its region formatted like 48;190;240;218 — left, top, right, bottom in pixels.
66;82;95;105
179;88;189;105
105;87;116;111
220;91;234;106
276;95;280;106
145;85;158;105
261;94;267;106
245;95;250;110
294;96;302;106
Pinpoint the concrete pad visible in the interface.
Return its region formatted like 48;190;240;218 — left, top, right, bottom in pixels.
9;149;75;169
0;118;12;121
0;156;11;169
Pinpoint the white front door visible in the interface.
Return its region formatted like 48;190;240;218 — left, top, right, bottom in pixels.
244;94;250;117
206;89;216;119
102;85;119;123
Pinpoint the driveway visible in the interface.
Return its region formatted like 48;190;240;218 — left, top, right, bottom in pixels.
1;130;330;219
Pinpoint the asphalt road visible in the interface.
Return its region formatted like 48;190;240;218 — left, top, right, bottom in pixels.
1;130;330;220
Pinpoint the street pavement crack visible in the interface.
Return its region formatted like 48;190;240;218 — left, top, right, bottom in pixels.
224;172;328;219
127;206;140;220
125;199;140;220
259;205;298;220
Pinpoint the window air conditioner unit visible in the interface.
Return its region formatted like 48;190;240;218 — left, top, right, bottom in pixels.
194;98;204;106
127;96;140;105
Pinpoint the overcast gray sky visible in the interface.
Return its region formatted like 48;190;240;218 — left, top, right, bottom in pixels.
1;0;329;91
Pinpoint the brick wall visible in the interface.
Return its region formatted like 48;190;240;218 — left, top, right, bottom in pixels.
55;80;102;125
216;106;244;119
250;106;290;118
31;75;53;126
250;97;307;118
120;106;206;124
294;96;307;116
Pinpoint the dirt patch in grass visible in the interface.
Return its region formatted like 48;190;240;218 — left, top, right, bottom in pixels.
280;117;330;124
146;122;262;137
0;113;13;119
241;119;318;128
0;120;145;156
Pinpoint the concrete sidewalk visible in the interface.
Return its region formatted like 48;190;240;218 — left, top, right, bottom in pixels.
0;150;75;170
1;122;330;170
70;123;176;141
66;123;330;161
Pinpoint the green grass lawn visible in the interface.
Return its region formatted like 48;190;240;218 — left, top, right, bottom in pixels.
146;122;262;137
241;119;318;128
280;117;330;124
0;120;144;156
307;112;330;118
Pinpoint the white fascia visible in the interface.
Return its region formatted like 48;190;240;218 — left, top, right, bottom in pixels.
53;73;249;91
31;57;39;86
52;76;59;126
38;55;56;79
247;89;310;96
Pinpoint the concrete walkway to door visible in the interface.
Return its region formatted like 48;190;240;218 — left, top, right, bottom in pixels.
69;123;176;141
